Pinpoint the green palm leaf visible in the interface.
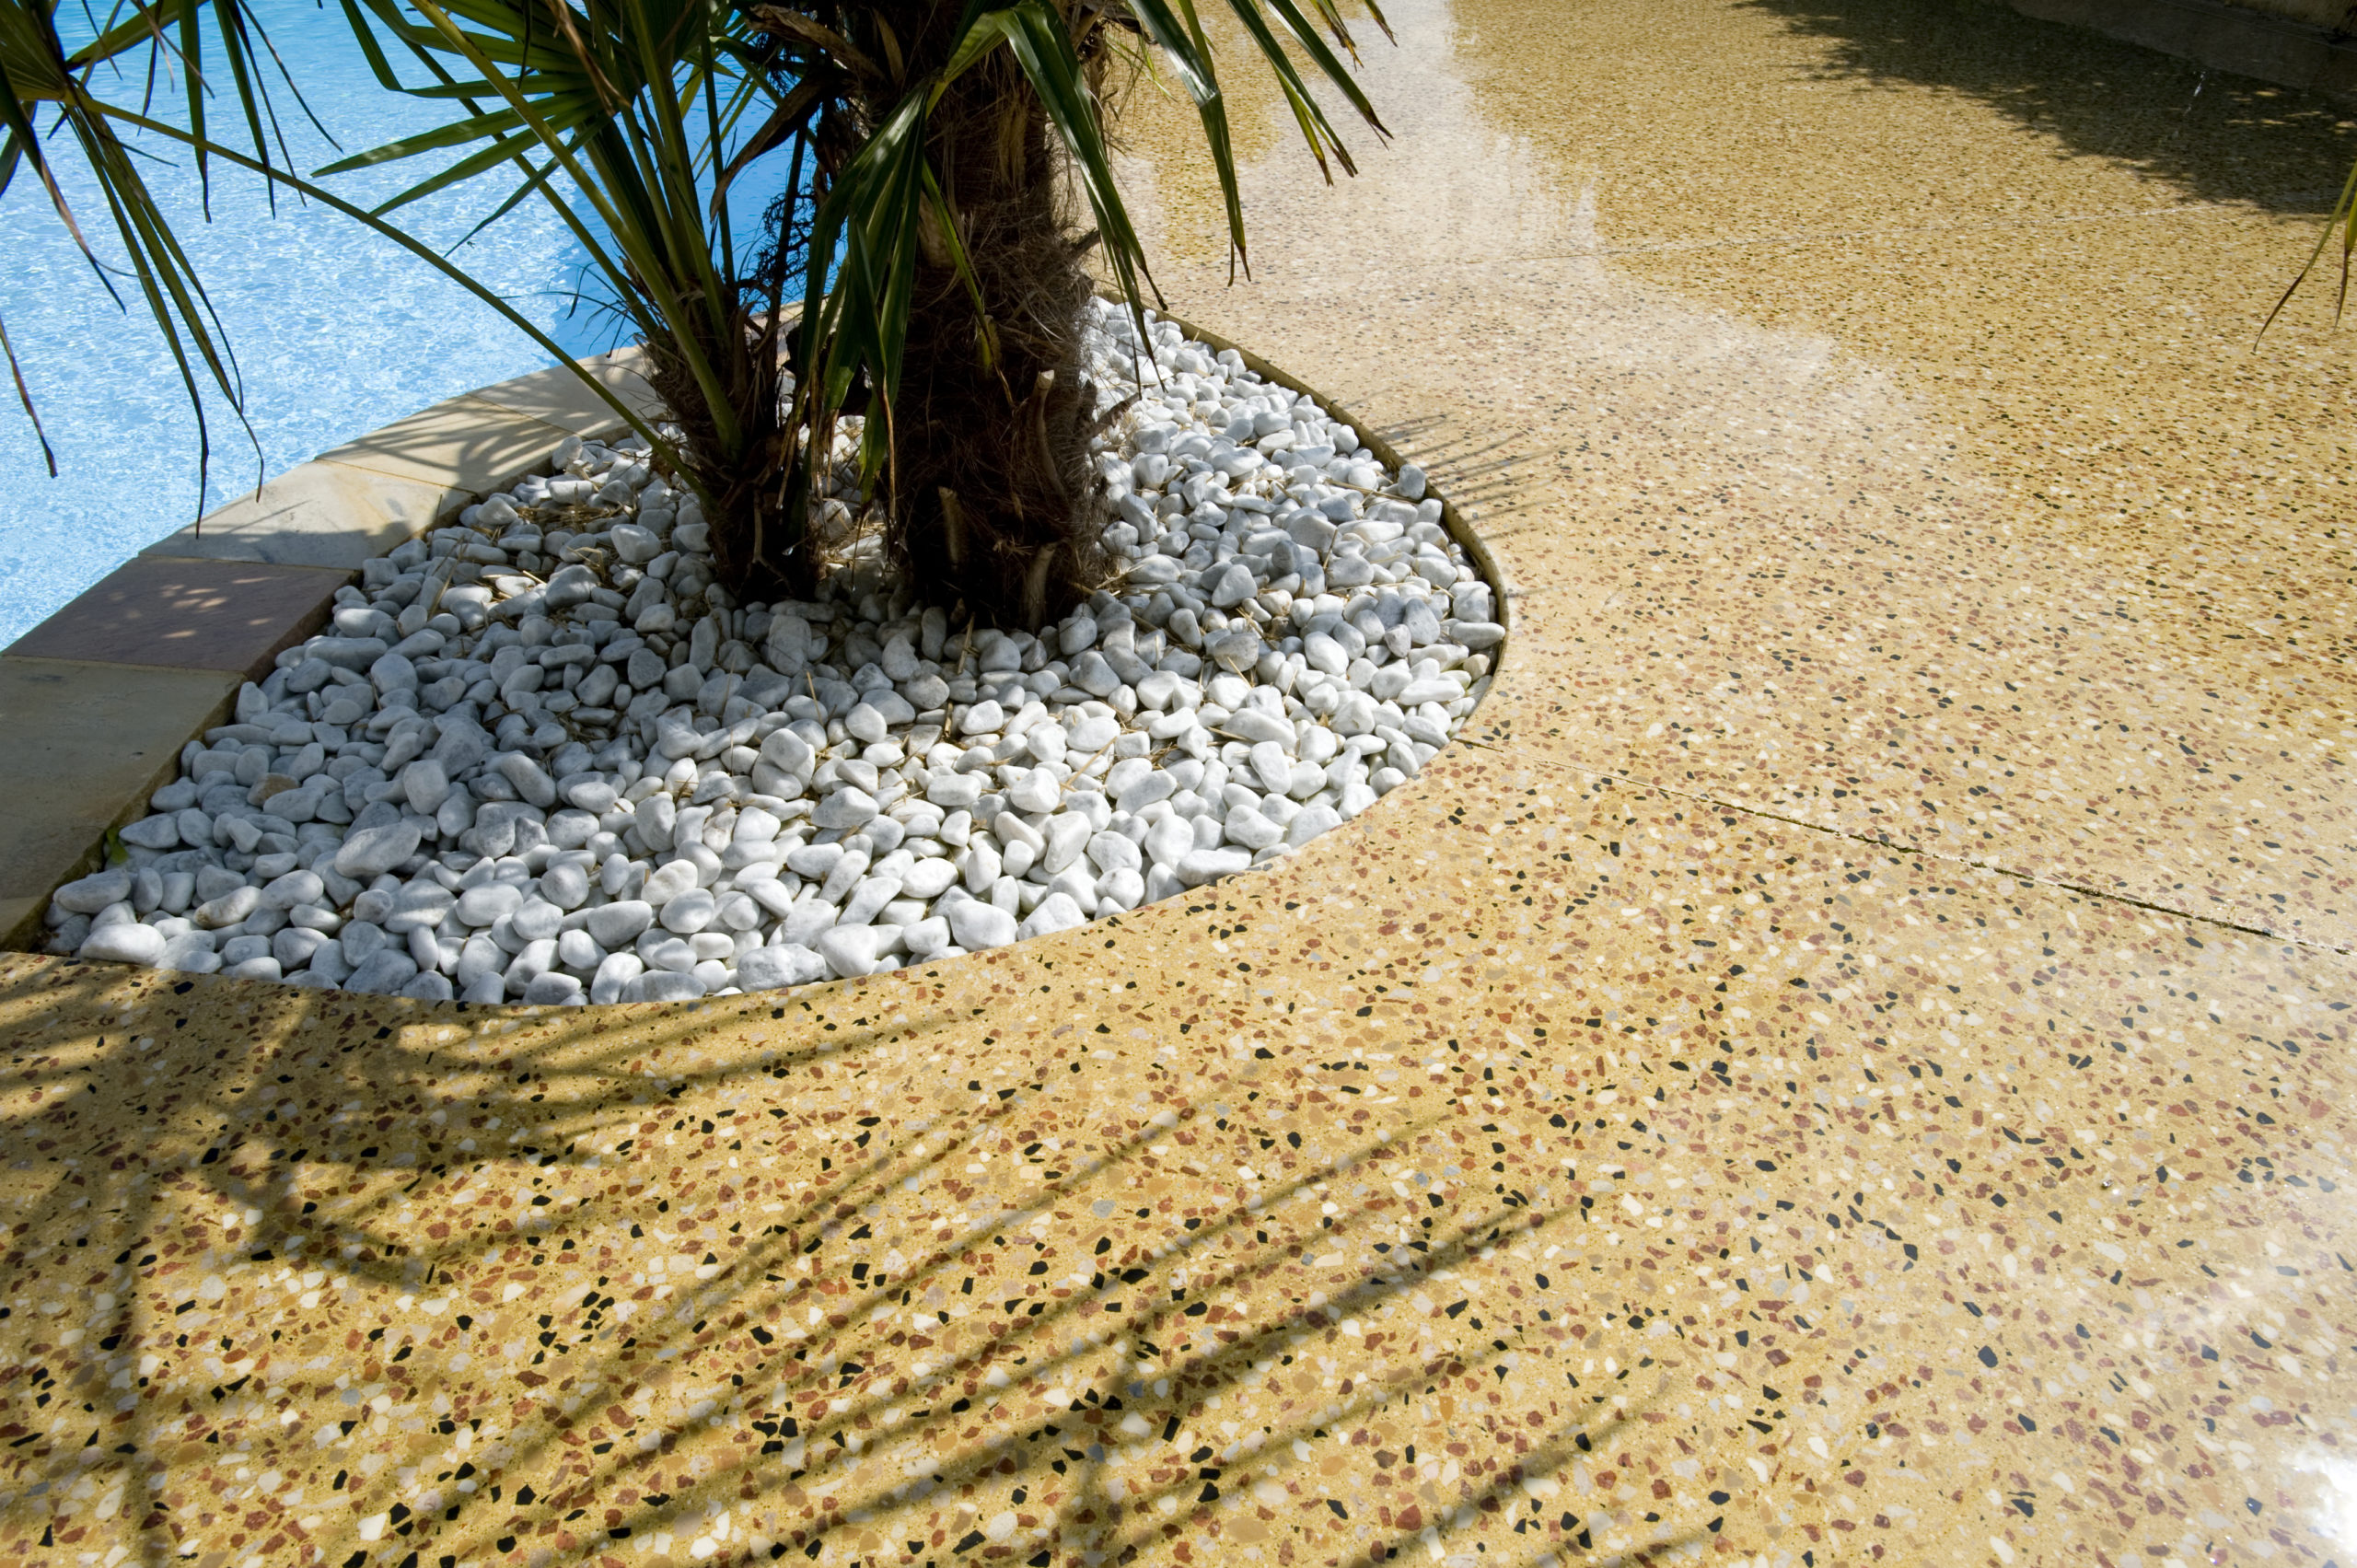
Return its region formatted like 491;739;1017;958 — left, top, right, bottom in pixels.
112;103;672;453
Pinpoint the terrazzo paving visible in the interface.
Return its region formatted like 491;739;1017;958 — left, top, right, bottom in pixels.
3;2;2355;1565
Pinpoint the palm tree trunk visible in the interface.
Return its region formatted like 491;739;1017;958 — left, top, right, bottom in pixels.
642;308;800;601
886;61;1108;630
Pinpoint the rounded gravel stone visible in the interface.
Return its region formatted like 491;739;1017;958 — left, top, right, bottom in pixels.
660;889;718;935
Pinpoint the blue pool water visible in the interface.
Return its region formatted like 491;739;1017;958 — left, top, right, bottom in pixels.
0;3;784;648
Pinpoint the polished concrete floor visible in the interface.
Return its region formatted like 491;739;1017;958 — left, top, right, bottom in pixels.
1;3;2352;1566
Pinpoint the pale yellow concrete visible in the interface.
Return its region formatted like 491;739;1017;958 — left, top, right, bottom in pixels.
1120;0;2357;947
312;393;582;498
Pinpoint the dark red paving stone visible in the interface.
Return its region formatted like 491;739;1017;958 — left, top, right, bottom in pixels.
6;554;350;678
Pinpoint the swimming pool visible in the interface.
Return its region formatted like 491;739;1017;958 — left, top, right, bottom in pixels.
0;1;784;648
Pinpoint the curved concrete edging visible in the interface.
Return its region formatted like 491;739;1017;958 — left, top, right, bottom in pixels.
0;320;1506;988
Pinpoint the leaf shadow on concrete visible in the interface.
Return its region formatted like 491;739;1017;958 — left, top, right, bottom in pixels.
1743;0;2357;214
0;956;1706;1568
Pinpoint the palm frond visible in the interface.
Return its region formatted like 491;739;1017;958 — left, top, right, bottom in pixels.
986;1;1158;313
331;0;763;443
795;87;931;482
8;0;1397;615
1124;0;1247;277
110;103;675;453
2264;155;2357;341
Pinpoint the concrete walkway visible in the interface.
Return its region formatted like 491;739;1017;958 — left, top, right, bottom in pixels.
0;4;2351;1566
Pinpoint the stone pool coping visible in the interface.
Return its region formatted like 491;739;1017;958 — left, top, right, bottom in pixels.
0;323;1507;959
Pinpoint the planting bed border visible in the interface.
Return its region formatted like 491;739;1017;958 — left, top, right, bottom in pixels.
0;315;1507;966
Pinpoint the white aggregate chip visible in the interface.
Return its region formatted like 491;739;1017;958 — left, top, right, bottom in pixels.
47;301;1501;1002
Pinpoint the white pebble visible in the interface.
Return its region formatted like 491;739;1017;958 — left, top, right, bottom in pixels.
817;924;881;979
737;945;826;990
642;859;699;905
1017;892;1087;938
1006;769;1062;814
80;923;165;966
335;822;420;877
54;869;133;915
661;889;718;934
948;900;1017;951
1177;846;1253;888
1223;806;1284;852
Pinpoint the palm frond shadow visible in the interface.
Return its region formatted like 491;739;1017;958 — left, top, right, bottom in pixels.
459;1114;1680;1567
479;1040;1724;1565
0;954;1713;1564
0;958;933;1565
1376;416;1532;524
1739;0;2357;216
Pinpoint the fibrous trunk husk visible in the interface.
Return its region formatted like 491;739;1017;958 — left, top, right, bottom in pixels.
641;310;804;601
886;63;1107;630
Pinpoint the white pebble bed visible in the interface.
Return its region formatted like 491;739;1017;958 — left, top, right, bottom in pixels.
44;300;1502;1004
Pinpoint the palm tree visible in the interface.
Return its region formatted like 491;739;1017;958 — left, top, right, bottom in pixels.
748;0;1392;626
4;0;1393;624
326;0;807;594
4;0;799;571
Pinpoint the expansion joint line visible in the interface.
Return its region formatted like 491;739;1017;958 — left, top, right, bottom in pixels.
1451;738;2351;957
